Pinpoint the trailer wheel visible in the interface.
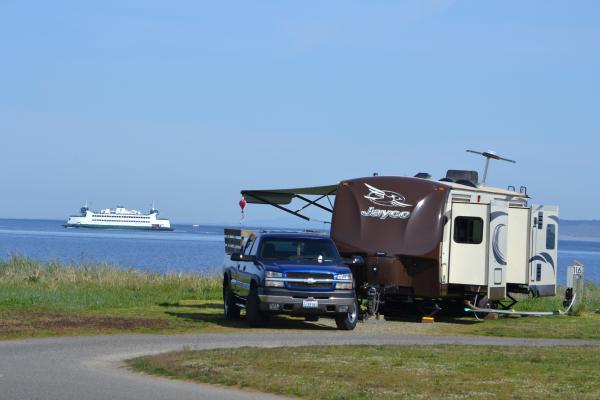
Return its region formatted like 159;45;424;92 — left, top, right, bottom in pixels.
246;285;268;327
335;299;358;330
473;295;497;320
223;280;240;320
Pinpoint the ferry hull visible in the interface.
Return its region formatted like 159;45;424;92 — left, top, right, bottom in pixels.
64;224;174;231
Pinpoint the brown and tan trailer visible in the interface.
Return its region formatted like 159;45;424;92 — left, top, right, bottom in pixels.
241;169;558;315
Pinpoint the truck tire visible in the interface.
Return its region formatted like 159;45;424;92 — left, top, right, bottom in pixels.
223;280;240;320
246;285;268;327
335;299;358;330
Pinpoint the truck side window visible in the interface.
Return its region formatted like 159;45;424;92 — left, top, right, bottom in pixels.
546;224;556;250
243;237;255;255
453;217;483;244
248;238;259;256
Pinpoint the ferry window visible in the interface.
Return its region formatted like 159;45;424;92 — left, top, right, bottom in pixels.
453;217;483;244
546;224;556;250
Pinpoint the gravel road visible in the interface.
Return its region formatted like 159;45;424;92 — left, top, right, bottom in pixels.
1;332;599;400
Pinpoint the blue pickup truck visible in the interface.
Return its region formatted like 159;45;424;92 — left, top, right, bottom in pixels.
223;230;358;330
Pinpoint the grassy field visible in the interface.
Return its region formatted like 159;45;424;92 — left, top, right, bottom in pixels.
514;281;600;314
1;257;599;340
0;256;224;338
128;345;600;399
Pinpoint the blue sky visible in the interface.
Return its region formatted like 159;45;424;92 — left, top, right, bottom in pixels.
1;1;598;224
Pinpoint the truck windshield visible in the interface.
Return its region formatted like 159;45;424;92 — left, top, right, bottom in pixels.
258;238;340;262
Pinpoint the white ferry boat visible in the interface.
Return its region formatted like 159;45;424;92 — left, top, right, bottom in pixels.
65;203;172;231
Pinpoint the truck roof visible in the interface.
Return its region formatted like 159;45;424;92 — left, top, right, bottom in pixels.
257;231;329;240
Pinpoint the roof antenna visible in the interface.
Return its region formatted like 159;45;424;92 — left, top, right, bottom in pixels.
466;150;516;186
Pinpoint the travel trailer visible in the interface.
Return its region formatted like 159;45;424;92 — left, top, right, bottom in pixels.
240;152;558;315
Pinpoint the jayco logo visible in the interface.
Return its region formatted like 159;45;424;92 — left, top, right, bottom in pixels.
361;183;412;220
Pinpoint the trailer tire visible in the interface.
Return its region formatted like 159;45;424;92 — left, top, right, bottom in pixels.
246;285;268;327
335;299;358;330
473;295;497;320
223;280;240;320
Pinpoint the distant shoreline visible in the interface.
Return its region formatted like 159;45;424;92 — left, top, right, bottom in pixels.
559;235;600;243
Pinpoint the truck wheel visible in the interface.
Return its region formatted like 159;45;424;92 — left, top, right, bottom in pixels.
246;285;268;327
223;281;240;320
335;299;358;330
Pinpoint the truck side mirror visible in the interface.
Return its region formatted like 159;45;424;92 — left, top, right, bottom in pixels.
346;255;365;266
231;253;256;262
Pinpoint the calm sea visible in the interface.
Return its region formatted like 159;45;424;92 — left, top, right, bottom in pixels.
0;218;598;284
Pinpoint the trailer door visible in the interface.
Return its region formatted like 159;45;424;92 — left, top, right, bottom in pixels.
488;201;508;300
506;207;531;285
529;205;559;296
449;203;488;286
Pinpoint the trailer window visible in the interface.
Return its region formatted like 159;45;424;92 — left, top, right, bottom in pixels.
453;217;483;244
546;224;556;250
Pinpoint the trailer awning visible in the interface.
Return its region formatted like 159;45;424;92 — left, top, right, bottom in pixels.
241;184;338;222
242;184;338;205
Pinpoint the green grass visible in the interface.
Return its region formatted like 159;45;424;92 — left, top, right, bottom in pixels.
512;281;600;314
458;313;600;339
128;345;600;399
0;256;225;339
0;256;221;309
1;256;599;341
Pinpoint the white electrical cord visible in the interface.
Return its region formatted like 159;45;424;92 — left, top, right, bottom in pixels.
561;292;577;315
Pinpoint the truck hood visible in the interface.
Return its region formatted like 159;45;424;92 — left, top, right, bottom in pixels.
260;260;351;275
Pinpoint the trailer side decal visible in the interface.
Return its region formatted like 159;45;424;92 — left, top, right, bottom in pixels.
529;253;556;274
492;224;507;266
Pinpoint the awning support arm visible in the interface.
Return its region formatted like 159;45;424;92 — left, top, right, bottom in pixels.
244;192;310;221
295;194;334;213
326;195;334;209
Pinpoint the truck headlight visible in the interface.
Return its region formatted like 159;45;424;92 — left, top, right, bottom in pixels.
335;273;353;289
265;270;284;287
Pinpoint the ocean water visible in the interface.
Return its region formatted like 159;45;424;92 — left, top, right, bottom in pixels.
0;219;598;284
0;219;226;275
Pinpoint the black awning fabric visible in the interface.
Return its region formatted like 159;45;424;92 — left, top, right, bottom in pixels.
242;184;338;205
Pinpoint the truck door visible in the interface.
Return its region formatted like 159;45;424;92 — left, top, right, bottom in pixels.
237;236;257;297
488;201;508;300
529;205;559;296
231;236;254;296
449;203;488;286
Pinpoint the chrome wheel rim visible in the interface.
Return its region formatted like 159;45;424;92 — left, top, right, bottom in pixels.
348;303;357;323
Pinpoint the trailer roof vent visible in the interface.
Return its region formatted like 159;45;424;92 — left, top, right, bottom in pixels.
414;172;431;179
445;170;479;187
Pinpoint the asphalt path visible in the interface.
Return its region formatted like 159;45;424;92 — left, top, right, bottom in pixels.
1;332;600;400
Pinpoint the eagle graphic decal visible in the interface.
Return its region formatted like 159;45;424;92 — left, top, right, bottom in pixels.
363;183;412;208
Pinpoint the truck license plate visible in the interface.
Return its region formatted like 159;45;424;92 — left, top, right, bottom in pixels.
302;300;318;308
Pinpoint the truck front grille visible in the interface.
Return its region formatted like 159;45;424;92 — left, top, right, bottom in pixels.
285;272;334;290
